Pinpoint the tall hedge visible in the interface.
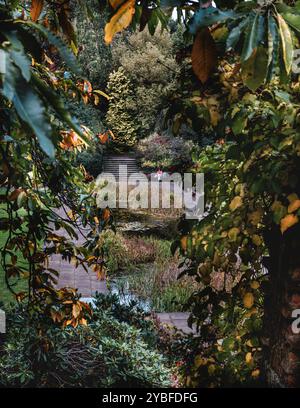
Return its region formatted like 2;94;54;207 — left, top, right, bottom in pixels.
106;67;138;148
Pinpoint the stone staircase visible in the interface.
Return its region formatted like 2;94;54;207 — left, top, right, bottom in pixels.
102;155;140;181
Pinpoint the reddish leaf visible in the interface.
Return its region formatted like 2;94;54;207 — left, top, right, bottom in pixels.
192;28;217;83
30;0;44;22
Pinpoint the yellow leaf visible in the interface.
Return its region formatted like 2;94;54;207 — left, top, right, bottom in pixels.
181;236;188;251
228;227;240;241
245;352;253;364
288;199;300;213
287;193;299;203
72;303;81;319
252;234;262;246
229;196;242;211
211;26;228;42
109;0;124;8
108;129;115;139
191;28;217;84
248;210;263;225
287;193;298;203
280;214;298;234
209;107;221;126
102;207;111;221
250;281;260;290
104;0;136;45
246;339;253;347
208;364;216;375
251;369;260;378
30;0;44;22
271;200;283;211
93;89;110;100
243;292;254;309
277;13;293;74
94;94;100;106
194;355;205;368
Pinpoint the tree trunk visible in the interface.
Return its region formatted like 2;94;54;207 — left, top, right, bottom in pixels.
263;224;300;387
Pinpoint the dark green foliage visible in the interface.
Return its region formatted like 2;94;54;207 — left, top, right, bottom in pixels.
76;0;112;89
0;299;172;388
65;98;105;135
76;145;103;177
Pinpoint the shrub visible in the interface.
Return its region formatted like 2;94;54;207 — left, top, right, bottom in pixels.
106;68;138;148
0;301;172;388
136;132;194;171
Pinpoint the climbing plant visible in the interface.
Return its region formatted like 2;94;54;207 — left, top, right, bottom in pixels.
104;0;300;387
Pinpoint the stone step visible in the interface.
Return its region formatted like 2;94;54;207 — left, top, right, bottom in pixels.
104;157;137;160
102;155;141;180
103;167;140;171
103;166;139;168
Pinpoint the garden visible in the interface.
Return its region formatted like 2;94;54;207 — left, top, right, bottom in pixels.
1;0;300;391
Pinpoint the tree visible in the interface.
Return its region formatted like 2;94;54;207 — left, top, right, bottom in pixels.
0;0;111;328
76;0;112;89
111;27;178;138
104;0;300;386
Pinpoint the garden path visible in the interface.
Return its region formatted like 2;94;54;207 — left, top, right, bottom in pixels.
52;185;194;333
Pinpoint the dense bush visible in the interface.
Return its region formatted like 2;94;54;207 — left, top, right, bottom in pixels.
136;132;194;171
0;301;172;388
106;68;138;148
112;28;178;138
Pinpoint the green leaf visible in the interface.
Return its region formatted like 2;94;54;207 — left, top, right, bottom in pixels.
226;144;241;160
31;74;90;147
266;13;280;81
12;79;55;157
15;20;82;76
2;29;31;81
189;6;239;34
160;0;182;7
226;18;249;51
2;52;18;101
241;13;265;62
281;11;300;33
277;13;293;74
10;50;31;82
241;46;268;91
232;112;248;135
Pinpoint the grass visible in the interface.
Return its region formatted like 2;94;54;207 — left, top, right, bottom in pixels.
106;232;197;312
123;260;196;313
